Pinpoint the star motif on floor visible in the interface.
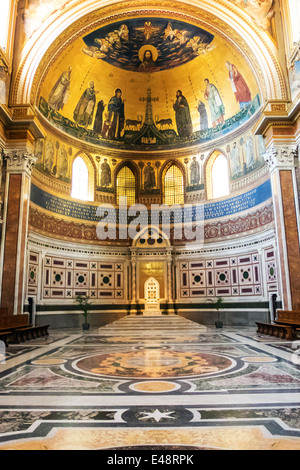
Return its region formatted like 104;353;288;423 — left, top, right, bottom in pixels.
139;409;176;423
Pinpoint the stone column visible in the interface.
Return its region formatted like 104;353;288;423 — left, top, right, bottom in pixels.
0;151;37;315
165;249;175;314
167;259;172;302
130;254;141;315
264;144;300;310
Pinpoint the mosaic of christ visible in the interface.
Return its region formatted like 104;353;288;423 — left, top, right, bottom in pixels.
82;18;215;72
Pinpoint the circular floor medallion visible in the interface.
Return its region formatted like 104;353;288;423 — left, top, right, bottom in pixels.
74;350;235;379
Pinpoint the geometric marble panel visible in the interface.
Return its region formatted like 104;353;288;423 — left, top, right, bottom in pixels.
28;252;125;302
179;252;263;299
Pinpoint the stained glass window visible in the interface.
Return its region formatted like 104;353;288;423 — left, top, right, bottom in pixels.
211;154;229;199
164;165;184;205
116;166;136;205
71;157;89;201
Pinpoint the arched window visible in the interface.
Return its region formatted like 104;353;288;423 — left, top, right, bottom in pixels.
71;157;89;201
164;165;184;205
206;152;230;200
0;0;11;51
288;0;300;43
116;166;136;205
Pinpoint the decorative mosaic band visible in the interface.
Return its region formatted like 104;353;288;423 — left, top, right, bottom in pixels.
28;202;274;243
30;179;272;222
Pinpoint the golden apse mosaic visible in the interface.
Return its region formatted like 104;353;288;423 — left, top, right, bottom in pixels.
37;15;261;152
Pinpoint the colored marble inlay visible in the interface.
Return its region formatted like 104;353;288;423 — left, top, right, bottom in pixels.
131;381;179;393
31;359;67;365
243;357;277;363
75;350;234;378
1;317;300;451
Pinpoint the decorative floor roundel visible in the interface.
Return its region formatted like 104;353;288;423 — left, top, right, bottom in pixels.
74;350;235;379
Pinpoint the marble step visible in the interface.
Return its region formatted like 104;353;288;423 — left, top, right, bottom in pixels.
98;315;207;335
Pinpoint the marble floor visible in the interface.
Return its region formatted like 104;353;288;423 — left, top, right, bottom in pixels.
0;315;300;450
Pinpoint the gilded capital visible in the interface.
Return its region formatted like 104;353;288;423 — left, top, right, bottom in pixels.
264;145;298;172
3;151;37;174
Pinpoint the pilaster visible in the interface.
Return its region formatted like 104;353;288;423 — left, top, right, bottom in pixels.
264;143;300;310
0;150;37;314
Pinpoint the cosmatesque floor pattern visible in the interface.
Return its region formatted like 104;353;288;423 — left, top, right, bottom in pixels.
0;315;300;450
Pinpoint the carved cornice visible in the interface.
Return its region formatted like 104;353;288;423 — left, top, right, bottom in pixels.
264;145;298;172
0;104;44;141
3;151;37;174
253;101;300;137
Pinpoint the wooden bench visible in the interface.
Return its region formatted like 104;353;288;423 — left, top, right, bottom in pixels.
0;314;31;345
12;325;50;343
0;314;30;330
11;325;50;343
275;310;300;327
255;321;295;340
0;330;12;347
37;325;50;337
14;327;35;343
0;315;49;344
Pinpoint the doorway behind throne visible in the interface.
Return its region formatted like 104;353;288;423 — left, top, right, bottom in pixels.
139;261;165;315
144;277;160;315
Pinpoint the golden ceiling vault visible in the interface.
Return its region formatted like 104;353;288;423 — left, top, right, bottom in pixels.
36;15;261;152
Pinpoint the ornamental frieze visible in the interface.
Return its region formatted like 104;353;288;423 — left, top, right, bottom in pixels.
28;202;274;243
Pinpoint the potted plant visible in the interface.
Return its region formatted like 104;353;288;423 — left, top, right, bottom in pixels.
215;297;224;329
75;295;92;330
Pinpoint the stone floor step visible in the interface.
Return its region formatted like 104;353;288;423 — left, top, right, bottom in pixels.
98;314;207;334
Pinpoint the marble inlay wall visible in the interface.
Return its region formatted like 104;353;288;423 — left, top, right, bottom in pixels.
28;252;125;301
27;234;278;307
178;247;277;299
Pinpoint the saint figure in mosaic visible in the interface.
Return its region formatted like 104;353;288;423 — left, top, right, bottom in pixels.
225;62;252;109
107;89;125;140
190;157;200;185
144;162;156;190
73;81;98;127
48;67;72;112
173;90;193;138
100;158;111;187
204;79;225;128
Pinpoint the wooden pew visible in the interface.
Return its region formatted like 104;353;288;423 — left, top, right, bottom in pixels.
0;330;12;347
0;314;49;344
0;314;30;329
256;310;300;340
13;325;50;343
255;321;295;340
275;310;300;327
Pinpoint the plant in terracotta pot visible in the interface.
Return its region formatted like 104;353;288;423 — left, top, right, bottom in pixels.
75;295;92;330
215;296;224;328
